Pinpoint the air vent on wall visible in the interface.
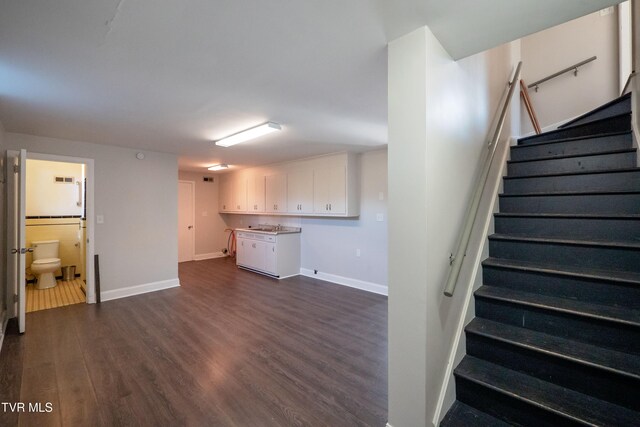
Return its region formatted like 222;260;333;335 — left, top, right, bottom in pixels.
203;177;214;183
54;176;74;184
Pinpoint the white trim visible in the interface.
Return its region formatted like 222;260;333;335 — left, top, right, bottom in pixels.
0;310;8;355
194;251;226;261
386;423;394;427
100;278;180;302
26;152;96;304
178;180;196;262
299;268;388;296
431;136;512;426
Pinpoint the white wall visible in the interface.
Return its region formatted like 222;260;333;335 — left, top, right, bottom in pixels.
520;10;619;134
26;159;84;217
223;149;388;289
177;171;228;258
6;133;178;294
388;26;518;427
0;122;6;323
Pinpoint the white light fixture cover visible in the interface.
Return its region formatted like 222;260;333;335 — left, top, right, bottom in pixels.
207;164;229;171
215;122;281;147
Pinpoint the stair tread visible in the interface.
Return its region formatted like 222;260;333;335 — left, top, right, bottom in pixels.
508;148;636;164
503;166;640;180
559;93;632;129
455;356;640;426
482;257;640;285
494;212;640;219
475;286;640;327
467;318;640;380
518;112;631;145
500;189;640;197
511;130;632;149
441;401;511;427
489;233;640;248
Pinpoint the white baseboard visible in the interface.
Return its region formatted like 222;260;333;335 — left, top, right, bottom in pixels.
520;115;579;138
194;252;226;261
299;268;388;296
100;278;181;302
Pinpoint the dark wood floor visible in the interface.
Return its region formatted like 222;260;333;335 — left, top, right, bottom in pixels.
0;257;388;426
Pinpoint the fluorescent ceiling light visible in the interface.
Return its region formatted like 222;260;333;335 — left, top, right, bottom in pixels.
207;164;229;171
215;122;281;147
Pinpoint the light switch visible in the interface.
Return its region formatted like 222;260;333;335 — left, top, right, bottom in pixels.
378;192;384;201
376;213;384;222
96;215;104;224
202;211;208;217
356;249;361;257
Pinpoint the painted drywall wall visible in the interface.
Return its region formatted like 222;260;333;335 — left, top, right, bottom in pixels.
388;26;518;427
222;149;388;289
177;171;228;258
520;10;619;134
26;159;84;217
0;122;6;323
6;133;178;293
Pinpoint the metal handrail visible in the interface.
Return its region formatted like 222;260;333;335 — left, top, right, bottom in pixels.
621;71;637;96
443;61;522;297
528;56;596;92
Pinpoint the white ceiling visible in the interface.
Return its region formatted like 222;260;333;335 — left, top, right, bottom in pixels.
0;0;623;171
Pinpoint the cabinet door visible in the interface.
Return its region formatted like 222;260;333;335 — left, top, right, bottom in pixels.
287;168;313;213
233;176;247;212
219;177;233;212
313;166;345;214
265;242;277;275
266;173;287;213
247;174;265;213
236;237;248;266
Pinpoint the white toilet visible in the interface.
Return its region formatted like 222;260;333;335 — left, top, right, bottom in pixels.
31;240;61;290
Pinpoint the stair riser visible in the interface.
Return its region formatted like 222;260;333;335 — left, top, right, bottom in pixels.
559;96;631;128
507;151;636;177
494;216;640;241
455;375;584;427
483;265;640;309
510;133;633;162
499;193;640;214
503;170;640;193
466;334;640;411
489;239;640;273
475;297;640;354
518;114;631;145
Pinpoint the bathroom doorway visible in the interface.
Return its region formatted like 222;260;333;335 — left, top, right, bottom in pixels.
7;150;95;327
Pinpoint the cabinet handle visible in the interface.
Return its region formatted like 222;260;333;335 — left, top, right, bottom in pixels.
272;247;275;252
325;204;328;211
329;203;332;211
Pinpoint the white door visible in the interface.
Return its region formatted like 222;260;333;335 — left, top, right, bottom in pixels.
178;181;195;263
7;149;27;333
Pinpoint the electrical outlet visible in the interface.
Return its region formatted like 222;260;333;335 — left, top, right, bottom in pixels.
356;248;361;257
96;215;104;224
378;192;384;201
376;213;384;222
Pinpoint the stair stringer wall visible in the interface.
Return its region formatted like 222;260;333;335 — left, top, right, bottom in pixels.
433;136;513;426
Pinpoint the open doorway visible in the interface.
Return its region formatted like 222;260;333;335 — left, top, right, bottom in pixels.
6;150;96;332
24;158;87;312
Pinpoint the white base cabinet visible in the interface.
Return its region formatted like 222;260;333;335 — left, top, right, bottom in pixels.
236;231;301;278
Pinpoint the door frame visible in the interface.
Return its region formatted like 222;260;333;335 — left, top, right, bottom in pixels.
24;152;96;304
178;180;195;262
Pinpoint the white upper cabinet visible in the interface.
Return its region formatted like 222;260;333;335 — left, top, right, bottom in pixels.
218;152;359;217
313;165;346;215
265;172;287;213
287;166;313;214
247;174;265;213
